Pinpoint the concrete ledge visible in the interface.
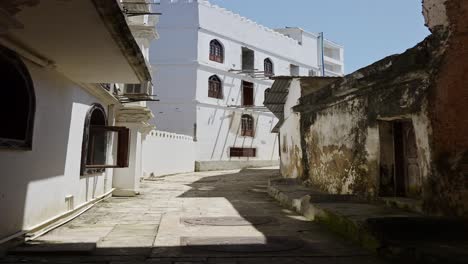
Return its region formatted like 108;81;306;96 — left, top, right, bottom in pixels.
267;179;468;263
195;160;279;172
112;189;139;197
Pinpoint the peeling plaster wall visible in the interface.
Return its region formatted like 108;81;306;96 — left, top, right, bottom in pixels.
298;35;437;200
303;99;375;196
302;96;433;199
423;0;468;216
423;0;449;30
279;79;303;178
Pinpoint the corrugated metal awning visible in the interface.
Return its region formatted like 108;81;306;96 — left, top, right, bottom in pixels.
263;77;292;133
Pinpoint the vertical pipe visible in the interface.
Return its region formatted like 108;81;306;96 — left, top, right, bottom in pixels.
319;32;325;76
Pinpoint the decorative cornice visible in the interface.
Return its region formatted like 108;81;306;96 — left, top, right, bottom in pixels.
116;105;154;123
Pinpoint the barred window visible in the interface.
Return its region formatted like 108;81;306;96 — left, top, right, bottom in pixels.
230;147;256;157
208;75;223;99
241;114;254;137
209;40;224;63
264;58;274;76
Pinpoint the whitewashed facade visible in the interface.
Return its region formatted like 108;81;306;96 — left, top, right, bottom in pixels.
149;0;344;170
0;0;156;243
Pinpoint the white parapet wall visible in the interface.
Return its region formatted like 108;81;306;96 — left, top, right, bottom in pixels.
142;130;196;177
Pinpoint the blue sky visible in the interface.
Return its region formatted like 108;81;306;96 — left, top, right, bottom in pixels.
208;0;430;74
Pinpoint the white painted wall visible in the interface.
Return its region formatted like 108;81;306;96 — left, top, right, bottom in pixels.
279;79;303;178
150;0;342;166
148;0;199;135
143;130;195;177
0;60;114;240
196;105;279;162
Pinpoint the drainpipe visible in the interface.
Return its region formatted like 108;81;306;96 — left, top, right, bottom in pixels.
318;32;325;77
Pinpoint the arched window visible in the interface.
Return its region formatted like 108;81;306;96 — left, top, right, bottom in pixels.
208;75;223;99
80;104;130;175
0;46;35;150
241;114;254;137
264;58;274;76
209;40;224;63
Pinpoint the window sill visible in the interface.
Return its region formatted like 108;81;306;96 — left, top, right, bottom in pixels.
0;139;32;151
80;168;106;177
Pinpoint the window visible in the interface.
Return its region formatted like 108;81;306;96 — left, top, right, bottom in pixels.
208;75;223;99
290;64;300;76
209;40;224;63
0;46;35;150
80;104;130;175
241;114;254;137
242;81;254;106
230;147;256;157
264;58;274;76
242;47;255;72
308;69;317;76
124;84;142;94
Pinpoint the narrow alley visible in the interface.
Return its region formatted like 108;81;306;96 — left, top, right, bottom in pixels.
3;168;385;264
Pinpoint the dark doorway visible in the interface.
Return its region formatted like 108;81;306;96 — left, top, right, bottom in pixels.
379;120;422;198
242;81;254;106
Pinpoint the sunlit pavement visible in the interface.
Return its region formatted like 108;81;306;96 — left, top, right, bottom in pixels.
2;168;387;263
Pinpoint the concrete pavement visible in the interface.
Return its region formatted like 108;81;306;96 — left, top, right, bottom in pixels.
3;168;387;263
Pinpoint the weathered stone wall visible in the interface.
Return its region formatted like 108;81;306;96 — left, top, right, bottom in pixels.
423;0;468;216
297;35;439;200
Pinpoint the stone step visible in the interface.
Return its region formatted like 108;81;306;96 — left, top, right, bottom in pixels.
268;180;468;264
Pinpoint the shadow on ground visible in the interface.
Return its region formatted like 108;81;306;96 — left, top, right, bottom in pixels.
2;168;388;264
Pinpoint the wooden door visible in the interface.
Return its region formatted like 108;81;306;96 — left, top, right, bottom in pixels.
402;122;422;198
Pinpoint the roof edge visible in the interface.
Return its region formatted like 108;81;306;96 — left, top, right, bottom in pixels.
91;0;152;83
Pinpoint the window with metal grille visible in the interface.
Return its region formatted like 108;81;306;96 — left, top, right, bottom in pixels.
0;46;35;150
230;147;256;157
208;75;223;99
241;114;254;137
242;81;254;106
209;40;224;63
264;58;274;76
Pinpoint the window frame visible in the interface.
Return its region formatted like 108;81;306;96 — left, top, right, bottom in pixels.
208;75;223;99
242;81;254;106
241;114;255;137
80;104;130;176
264;58;274;76
209;40;224;63
230;147;257;158
0;46;36;151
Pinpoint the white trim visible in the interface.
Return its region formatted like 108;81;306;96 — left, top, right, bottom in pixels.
198;28;318;70
196;101;276;117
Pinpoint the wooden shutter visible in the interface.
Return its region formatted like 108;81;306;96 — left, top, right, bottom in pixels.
85;126;130;169
117;127;130;167
242;82;254;106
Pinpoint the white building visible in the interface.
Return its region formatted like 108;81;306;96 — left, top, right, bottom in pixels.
0;0;156;244
149;0;344;171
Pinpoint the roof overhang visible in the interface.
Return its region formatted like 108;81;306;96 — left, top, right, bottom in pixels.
0;0;151;83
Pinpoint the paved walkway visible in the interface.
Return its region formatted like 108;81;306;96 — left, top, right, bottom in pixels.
3;168;387;264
